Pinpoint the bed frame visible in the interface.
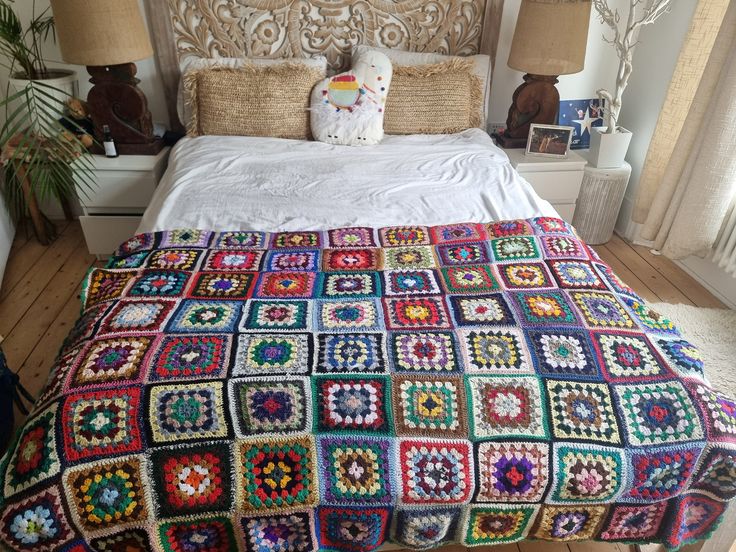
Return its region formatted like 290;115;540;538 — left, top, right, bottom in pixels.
145;0;504;131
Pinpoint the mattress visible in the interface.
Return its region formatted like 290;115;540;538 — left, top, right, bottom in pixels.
0;218;733;552
138;129;557;233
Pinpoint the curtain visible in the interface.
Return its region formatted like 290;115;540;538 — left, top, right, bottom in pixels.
633;0;736;259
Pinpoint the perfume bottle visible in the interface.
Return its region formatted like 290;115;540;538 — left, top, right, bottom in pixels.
103;125;118;158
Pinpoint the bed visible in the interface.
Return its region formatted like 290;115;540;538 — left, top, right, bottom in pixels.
1;1;735;551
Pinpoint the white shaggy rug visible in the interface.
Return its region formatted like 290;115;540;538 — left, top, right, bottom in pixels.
651;303;736;398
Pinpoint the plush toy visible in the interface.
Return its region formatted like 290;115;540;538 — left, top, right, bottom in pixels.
62;97;94;149
310;49;392;146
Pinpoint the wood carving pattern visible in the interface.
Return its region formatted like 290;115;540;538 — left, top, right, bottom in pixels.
166;0;488;72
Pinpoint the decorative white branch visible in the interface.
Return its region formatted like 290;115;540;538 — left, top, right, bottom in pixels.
592;0;673;133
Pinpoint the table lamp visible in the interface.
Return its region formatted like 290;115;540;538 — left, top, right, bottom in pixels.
494;0;592;148
50;0;164;155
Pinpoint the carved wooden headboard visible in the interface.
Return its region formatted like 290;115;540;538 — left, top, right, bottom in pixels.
146;0;504;131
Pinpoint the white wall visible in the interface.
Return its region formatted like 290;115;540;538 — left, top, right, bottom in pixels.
489;0;628;125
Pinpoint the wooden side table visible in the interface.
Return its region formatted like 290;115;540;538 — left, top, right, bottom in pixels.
572;157;632;245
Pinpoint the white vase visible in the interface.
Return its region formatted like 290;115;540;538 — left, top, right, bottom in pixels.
589;126;633;169
8;69;78;123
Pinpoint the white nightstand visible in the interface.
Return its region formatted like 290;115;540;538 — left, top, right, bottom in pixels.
78;147;170;256
503;148;587;222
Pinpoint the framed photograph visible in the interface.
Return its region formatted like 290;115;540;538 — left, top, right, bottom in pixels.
525;124;574;158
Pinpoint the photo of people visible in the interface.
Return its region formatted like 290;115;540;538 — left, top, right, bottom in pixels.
526;124;574;157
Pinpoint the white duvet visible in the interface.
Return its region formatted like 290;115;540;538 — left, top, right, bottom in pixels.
138;129;557;233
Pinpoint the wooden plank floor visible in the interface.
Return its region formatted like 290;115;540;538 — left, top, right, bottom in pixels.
0;223;727;552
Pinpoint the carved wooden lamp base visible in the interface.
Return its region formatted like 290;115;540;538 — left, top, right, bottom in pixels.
86;63;164;156
492;74;561;149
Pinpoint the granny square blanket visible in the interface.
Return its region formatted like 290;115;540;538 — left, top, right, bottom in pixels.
1;218;734;552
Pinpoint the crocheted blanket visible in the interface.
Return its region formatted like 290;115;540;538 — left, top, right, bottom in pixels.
0;218;734;552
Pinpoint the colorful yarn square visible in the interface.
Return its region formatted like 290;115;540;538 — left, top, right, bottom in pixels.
323;249;382;271
148;381;229;442
475;441;549;502
466;376;547;440
383;269;441;296
531;505;607;541
532;217;572;234
491;237;540;261
463;504;538;545
394;376;467;437
128;269;189;297
656;338;705;380
449;293;516;327
690;444;736;500
151;335;230;380
242;511;316;552
167;300;241;333
318;436;393;504
70;336;152;388
591;331;671;382
158;516;236;552
61;387;143;461
497;263;554;289
271;231;320;249
548;260;607;290
215;230;265;249
393;508;461;549
664;493;725;548
599;503;666;541
460;328;531;374
383;297;451;330
188;271;255;298
437;242;491;266
256;272;316;298
3;403;60;497
526;328;600;380
318;507;390;552
150;442;233;517
390;331;461;374
380;226;430;247
85;269;135;306
383;246;436;269
431;223;486;244
510;291;579;326
550;443;624;503
100;299;175;334
569;291;636;330
107;250;148;269
234;333;311;375
147;249;201;270
614;381;704;446
328;227;376;248
624;298;678;334
318;299;382;331
690;384;736;440
0;485;74;552
399;439;473;504
321;272;380;298
317;333;386;373
265;250;320;272
487;219;533;238
161;229;211;248
441;265;499;294
546;380;621;444
90;528;154;552
242;300;310;331
63;455;150;531
203;249;263;271
625;445;701;502
231;377;309;435
540;235;588;259
314;375;392;434
239;437;317;511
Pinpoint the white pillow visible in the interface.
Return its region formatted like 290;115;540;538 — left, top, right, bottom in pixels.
310;49;393;146
352;45;491;127
177;56;328;127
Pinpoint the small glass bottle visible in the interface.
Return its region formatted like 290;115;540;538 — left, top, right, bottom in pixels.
103;125;118;158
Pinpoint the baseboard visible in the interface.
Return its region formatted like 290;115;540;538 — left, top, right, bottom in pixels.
676;256;736;309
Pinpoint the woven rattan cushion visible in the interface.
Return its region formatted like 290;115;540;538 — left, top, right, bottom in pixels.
384;59;482;135
184;63;325;139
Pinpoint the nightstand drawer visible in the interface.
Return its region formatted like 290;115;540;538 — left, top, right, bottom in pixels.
520;170;584;203
80;215;142;256
82;171;157;209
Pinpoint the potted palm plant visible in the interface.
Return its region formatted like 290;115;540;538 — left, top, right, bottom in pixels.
0;0;94;244
590;0;673;168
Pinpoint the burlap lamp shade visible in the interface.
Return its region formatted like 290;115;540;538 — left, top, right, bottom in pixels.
508;0;592;76
493;0;592;148
50;0;153;67
49;0;163;155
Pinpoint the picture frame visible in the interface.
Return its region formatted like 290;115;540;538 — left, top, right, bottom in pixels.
525;124;574;158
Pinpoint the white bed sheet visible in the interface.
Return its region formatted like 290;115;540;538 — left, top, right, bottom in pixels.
138;128;557;233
